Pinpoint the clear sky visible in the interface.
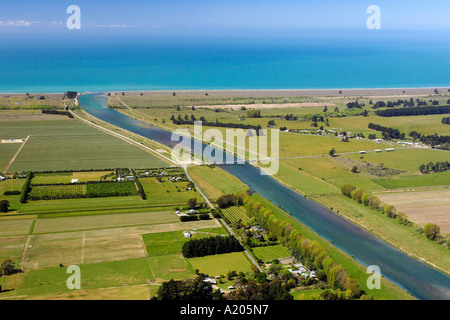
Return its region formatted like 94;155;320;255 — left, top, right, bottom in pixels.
0;0;449;36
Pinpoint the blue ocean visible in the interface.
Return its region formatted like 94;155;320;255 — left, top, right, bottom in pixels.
0;31;449;93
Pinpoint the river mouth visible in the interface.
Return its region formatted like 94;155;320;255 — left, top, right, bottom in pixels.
78;93;450;300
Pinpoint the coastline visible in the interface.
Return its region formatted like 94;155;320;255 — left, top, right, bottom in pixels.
1;86;449;97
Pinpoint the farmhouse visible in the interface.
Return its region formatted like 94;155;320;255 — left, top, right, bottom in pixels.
183;232;192;238
0;176;5;181
385;148;395;152
203;277;217;284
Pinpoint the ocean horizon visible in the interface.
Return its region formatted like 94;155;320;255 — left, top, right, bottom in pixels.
1;32;449;93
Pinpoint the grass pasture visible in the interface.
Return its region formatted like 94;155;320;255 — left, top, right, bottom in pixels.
18;285;152;300
31;171;113;185
252;245;291;262
31;172;73;185
187;165;248;200
0;236;27;263
374;171;450;189
0;218;34;236
142;227;227;256
140;177;201;205
16;254;193;297
33;211;179;234
188;252;253;277
20;196;145;216
346;148;450;175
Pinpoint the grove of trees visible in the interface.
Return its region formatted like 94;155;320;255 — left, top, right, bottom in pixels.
374;105;450;117
0;200;9;213
181;236;244;258
368;123;405;140
419;161;450;174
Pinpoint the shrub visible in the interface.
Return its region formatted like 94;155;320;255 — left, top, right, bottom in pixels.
423;223;440;241
199;213;210;220
384;204;397;218
216;194;237;208
340;184;355;198
3;191;20;196
180;215;198;222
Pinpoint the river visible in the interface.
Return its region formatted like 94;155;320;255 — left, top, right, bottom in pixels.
79;93;450;300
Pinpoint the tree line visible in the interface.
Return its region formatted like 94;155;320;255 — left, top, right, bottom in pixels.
340;184;445;244
370;98;430;109
419;161;450;174
19;171;33;203
374;105;450;117
346;100;364;109
171;118;262;132
368;123;405;140
152;274;293;300
181;236;244;258
246;110;261;118
42;109;74;118
130;169;146;200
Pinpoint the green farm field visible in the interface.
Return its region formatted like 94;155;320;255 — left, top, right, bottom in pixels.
279;147;450;192
345;148;450;174
0;236;27;263
142;227;228;256
187;165;248;200
0;218;34;236
140;177;201;205
0;117;170;173
20;196;146;216
188;252;254;277
252;245;291;261
32;210;179;234
31;171;113;185
0;143;21;172
18;218;220;270
14;254;193;297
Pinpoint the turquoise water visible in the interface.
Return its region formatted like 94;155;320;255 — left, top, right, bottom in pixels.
79;93;450;300
0;34;449;93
